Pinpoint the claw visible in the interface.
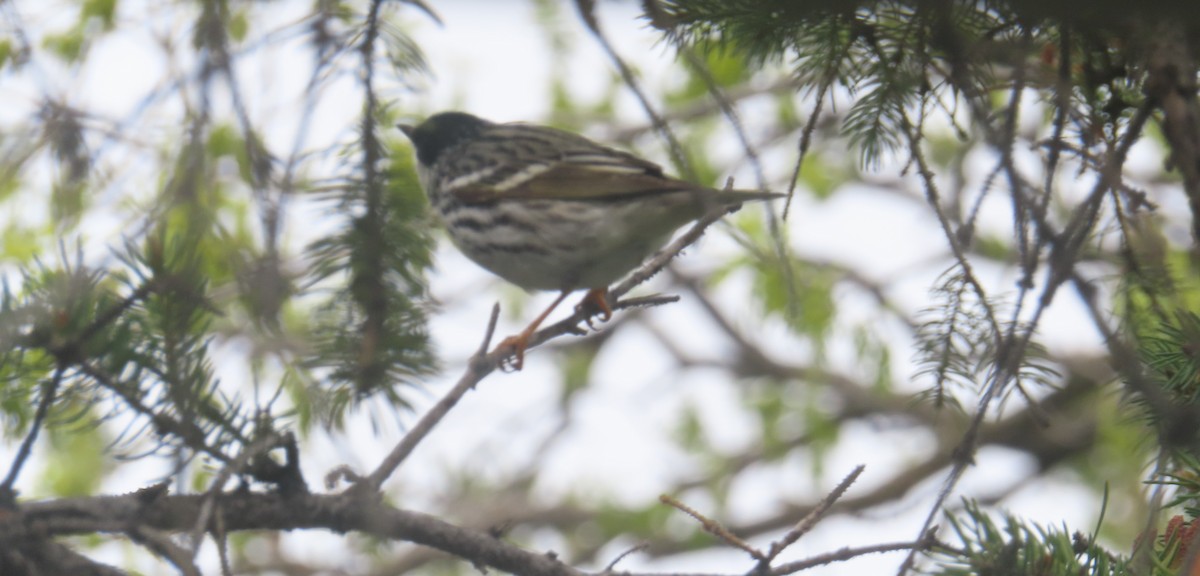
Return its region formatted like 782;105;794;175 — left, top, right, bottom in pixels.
574;288;612;331
497;335;527;372
493;291;571;371
491;288;615;369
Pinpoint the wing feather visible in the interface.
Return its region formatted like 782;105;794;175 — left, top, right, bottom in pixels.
450;122;695;202
454;162;699;202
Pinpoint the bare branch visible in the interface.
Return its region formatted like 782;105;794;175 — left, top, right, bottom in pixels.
1144;20;1200;248
659;494;764;560
0;367;63;495
188;430;285;558
575;0;692;178
765;465;865;562
771;531;940;576
602;542;650;573
129;525;202;576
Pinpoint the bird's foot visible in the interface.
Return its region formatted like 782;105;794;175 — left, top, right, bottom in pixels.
495;290;572;372
497;333;530;372
574;288;613;331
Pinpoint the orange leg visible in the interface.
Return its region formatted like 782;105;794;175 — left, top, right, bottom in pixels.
497;290;570;371
574;288;612;324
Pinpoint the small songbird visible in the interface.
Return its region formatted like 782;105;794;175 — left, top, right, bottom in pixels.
400;112;780;369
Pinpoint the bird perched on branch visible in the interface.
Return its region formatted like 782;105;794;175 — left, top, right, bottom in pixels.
400;111;780;369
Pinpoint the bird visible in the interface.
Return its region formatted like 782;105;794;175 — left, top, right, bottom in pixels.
399;111;781;369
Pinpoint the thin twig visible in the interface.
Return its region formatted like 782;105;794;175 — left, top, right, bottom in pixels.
613;202;731;299
359;304;502;492
764;465;865;562
670;42;799;337
659;494;764;560
602;542;649;573
772;531;940;576
130;525;202;576
475;303;501;358
187;430;283;558
0;366;64;494
893;98;1156;576
214;506;233;576
574;0;693;179
609;77;803;142
76;282;156;346
502;201;730;362
679;48;766;188
75;360;233;464
359;197;729;492
785;77;832;221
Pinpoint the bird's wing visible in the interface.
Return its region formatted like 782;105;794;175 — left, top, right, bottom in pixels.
448;124;700;202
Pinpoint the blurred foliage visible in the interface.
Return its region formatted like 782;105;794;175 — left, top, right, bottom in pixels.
657;0;1161;170
1140;313;1200;411
657;1;1200;573
0;0;438;508
925;499;1132;576
2;0;1200;575
43;417;110;497
304;133;436;418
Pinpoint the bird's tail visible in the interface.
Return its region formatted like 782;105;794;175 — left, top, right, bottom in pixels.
722;189;785;201
712;189;786;207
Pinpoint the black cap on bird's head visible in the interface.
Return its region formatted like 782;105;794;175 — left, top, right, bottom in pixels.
398;112;491;167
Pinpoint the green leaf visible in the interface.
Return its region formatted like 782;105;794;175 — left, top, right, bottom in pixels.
798;150;845;199
81;0;118;30
0;168;20;202
747;385;788;459
752;258;835;340
43;27;86;62
0;39;12;68
51;180;87;228
974;235;1012;262
2;223;42;262
0;348;54;438
560;345;595;399
228;9;249;43
671;48;750;105
674;403;704;452
44;421;111;497
594;503;671;539
206;123;242;158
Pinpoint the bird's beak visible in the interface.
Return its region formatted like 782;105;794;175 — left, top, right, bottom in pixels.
398;123;415;138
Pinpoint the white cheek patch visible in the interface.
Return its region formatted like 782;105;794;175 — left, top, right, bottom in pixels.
442;166;500;193
493;163;554;192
